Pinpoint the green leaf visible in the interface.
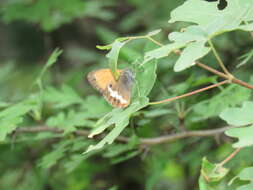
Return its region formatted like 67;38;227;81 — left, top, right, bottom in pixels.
46;110;88;133
0;117;23;141
232;167;253;190
169;25;208;43
169;0;253;37
199;157;229;190
110;150;139;164
81;96;112;118
36;48;62;86
174;41;210;72
43;85;83;108
238;23;253;31
84;97;149;154
39;140;72;169
237;49;253;68
0;100;37;141
225;126;253;148
201;157;229;182
106;40;128;79
220;101;253;126
135;60;157;97
144;42;185;63
103;135;139;158
220;101;253;147
193;85;251;120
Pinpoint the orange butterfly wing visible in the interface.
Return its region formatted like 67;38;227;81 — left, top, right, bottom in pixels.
87;69;122;93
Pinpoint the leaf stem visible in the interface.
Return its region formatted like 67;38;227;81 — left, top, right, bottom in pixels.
219;148;241;167
146;36;163;46
149;80;228;105
208;39;231;76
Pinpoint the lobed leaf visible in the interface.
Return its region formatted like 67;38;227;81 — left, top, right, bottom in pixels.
144;42;185;63
169;25;208;43
225;126;253;148
106;40;128;79
193;85;251;120
0;100;38;141
199;157;229;190
220;101;253;126
169;0;253;37
231;167;253;190
174;41;210;72
43;85;83;108
46;110;89;133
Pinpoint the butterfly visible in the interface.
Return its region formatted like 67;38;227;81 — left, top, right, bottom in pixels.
87;68;134;108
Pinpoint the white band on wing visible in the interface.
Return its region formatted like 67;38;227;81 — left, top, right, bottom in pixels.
107;86;128;104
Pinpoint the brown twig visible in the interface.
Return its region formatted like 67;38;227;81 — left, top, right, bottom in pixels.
149;80;228;105
139;126;239;145
218;148;241;167
196;62;253;90
15;125;239;146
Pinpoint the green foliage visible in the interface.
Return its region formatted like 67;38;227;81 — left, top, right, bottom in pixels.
43;85;83;108
46;110;86;133
226;126;253;148
193;85;251;120
220;101;253;126
106;40;128;79
0;99;38;141
221;101;253;148
39;140;72;169
231;167;253;190
169;0;253;36
148;0;253;72
199;157;229;190
1;0;115;31
174;41;210;71
1;0;253;189
237;49;253;68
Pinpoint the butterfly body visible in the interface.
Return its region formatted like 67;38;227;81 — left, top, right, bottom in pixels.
87;68;134;108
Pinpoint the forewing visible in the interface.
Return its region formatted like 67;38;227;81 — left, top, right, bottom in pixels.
87;69;119;93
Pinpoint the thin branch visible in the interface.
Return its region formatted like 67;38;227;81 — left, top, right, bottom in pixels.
15;125;240;146
196;62;253;90
16;126;90;136
172;49;253;90
208;39;231;75
139;126;239;145
147;36;164;46
218;148;241;167
149;80;228;105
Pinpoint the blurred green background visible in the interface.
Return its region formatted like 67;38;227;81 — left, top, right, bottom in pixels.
0;0;253;190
